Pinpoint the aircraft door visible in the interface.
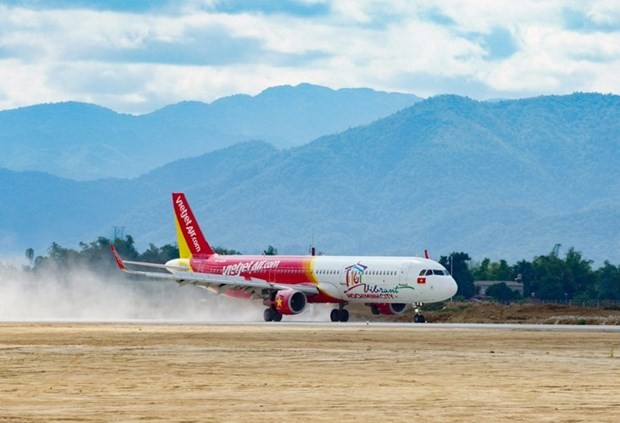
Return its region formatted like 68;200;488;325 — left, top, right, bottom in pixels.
400;263;412;285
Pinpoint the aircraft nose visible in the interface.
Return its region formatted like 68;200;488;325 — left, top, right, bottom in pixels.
448;276;458;298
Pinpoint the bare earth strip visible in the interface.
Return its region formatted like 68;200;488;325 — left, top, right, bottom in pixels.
1;323;619;422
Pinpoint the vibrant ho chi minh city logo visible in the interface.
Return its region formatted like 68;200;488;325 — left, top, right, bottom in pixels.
345;262;368;289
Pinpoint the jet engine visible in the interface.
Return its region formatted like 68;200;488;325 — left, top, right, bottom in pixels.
369;303;408;315
274;290;307;315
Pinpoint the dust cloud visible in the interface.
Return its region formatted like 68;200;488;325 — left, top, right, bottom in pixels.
0;261;332;322
0;261;264;322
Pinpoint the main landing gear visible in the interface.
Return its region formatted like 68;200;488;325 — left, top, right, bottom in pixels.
413;302;426;323
263;291;283;322
330;304;349;322
263;307;283;322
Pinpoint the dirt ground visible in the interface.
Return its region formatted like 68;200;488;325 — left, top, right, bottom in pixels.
344;301;620;325
421;301;620;325
1;323;619;422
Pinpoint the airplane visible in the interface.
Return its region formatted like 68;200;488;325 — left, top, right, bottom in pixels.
111;192;458;323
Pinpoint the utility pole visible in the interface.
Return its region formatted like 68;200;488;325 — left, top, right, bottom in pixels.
113;226;125;240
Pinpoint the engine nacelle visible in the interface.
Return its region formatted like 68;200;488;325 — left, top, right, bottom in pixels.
370;303;408;315
274;290;307;315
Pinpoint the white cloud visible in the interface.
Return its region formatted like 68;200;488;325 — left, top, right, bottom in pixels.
586;0;620;26
0;1;618;113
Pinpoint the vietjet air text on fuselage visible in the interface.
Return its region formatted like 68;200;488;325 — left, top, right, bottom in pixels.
112;193;458;322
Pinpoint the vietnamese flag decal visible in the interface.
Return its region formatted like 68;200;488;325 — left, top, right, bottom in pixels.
417;277;426;284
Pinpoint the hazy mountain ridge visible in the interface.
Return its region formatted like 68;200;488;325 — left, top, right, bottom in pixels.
0;84;419;180
1;93;618;264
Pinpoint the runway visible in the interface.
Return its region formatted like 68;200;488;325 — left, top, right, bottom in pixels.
174;320;620;332
14;319;619;332
1;322;619;422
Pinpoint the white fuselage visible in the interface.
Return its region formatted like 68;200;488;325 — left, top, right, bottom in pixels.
309;256;457;304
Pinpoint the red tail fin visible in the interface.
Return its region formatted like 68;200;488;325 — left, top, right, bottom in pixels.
172;192;215;258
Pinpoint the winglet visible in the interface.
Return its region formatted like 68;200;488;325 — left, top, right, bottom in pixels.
110;245;126;270
172;192;215;258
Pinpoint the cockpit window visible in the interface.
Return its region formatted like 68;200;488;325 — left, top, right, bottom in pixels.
420;268;450;276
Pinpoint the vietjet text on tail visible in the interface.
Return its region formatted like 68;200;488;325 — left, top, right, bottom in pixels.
111;192;458;322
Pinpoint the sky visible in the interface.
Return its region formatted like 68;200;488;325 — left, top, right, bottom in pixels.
0;0;619;114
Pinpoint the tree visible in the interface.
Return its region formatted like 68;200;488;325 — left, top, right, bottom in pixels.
25;248;34;267
599;261;620;300
440;252;475;298
564;247;595;299
486;282;521;302
473;258;491;280
531;254;565;300
138;243;181;263
512;259;535;297
77;237;113;269
473;258;512;281
214;246;242;255
490;259;512;281
47;242;79;269
112;235;139;260
159;244;181;261
263;245;278;256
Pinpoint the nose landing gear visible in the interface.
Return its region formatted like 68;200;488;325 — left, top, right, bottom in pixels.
413;303;426;323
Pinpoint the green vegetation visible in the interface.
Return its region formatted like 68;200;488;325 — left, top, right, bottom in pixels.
454;246;620;302
262;245;278;256
25;236;177;276
485;283;521;302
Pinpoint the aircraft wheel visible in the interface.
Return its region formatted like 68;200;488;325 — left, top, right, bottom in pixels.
330;308;349;322
264;308;273;322
413;314;426;323
273;310;283;322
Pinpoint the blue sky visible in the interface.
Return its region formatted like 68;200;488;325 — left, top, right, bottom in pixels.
0;0;619;113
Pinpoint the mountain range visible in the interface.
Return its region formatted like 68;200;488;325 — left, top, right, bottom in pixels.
0;84;418;180
1;90;618;265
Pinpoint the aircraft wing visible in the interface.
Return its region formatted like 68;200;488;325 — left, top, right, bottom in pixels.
110;246;319;297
